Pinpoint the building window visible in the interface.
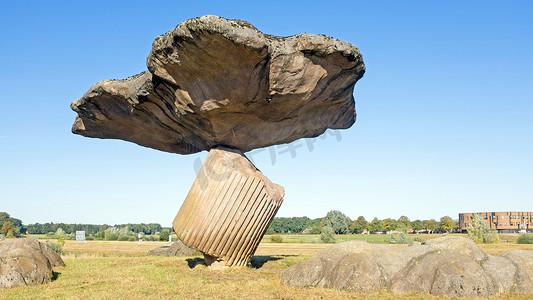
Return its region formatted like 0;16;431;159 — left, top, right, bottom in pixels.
499;223;502;226
484;216;487;219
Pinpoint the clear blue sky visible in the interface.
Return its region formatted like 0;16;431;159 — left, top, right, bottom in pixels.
1;1;532;226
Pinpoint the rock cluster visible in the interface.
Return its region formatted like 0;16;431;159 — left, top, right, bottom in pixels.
71;15;365;154
281;236;533;297
0;238;65;289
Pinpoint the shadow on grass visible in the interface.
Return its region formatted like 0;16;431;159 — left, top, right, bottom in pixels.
186;255;297;269
52;271;61;281
250;255;296;269
186;257;206;269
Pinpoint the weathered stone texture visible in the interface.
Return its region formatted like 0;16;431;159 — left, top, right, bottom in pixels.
0;238;65;289
281;236;533;297
71;15;365;154
173;148;284;266
147;240;198;257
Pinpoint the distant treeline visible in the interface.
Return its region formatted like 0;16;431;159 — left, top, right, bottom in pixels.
3;210;458;238
25;222;163;235
265;211;459;234
266;217;322;234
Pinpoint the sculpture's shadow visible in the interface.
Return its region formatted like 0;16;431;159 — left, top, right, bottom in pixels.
186;257;206;268
185;255;295;269
249;255;287;269
52;271;61;281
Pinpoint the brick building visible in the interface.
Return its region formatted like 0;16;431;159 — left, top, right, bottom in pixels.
459;211;533;233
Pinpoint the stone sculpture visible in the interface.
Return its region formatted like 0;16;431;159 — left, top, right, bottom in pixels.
173;148;284;266
71;15;365;267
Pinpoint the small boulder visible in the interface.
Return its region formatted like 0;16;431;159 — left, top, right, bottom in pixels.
0;238;65;289
147;240;197;257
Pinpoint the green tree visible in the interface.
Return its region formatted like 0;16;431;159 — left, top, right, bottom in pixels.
270;234;283;243
349;216;368;234
320;226;336;243
0;212;9;223
397;216;411;232
322;210;351;234
1;220;15;238
439;216;456;233
468;214;500;244
104;228;119;241
382;218;397;233
368;217;384;233
517;234;533;244
424;219;438;233
159;229;170;242
411;219;423;232
0;212;25;235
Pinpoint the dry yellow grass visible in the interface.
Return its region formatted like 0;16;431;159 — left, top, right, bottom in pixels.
478;243;533;256
62;240;332;257
2;239;530;299
2;253;530;299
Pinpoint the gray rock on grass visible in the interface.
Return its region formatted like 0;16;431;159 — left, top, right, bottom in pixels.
0;238;65;289
147;240;198;257
281;236;533;297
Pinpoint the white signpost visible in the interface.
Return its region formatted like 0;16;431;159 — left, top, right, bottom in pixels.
75;231;86;245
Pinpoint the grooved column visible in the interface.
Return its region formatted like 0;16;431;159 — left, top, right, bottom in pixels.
173;148;284;267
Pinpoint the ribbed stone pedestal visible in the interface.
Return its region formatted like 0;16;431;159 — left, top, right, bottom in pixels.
173;148;284;267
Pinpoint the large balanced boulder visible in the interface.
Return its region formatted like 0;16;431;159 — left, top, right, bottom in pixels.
0;238;65;289
71;15;365;154
281;236;533;297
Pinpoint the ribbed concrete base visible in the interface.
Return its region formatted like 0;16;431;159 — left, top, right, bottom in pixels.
173;148;284;267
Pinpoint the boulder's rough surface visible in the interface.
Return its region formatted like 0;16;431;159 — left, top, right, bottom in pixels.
71;15;365;154
173;147;284;266
147;240;198;257
0;238;65;289
500;250;533;293
281;236;533;297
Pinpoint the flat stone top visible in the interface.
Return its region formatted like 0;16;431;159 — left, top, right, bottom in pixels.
71;15;365;154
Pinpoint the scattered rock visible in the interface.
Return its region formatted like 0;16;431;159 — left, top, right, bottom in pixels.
0;238;65;289
71;15;365;154
147;240;198;257
281;236;533;297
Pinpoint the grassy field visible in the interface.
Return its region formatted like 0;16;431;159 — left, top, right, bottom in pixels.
260;233;469;244
2;235;532;299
